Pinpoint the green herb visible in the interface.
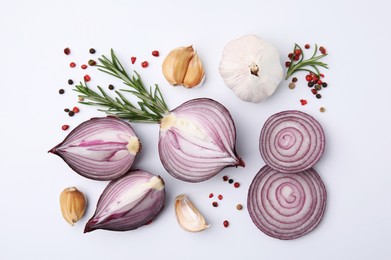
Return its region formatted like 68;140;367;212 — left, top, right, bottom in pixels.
285;44;328;80
74;49;169;123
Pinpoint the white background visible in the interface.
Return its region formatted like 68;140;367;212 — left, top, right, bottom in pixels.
1;0;390;259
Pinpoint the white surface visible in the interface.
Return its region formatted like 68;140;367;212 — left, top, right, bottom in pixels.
1;0;390;259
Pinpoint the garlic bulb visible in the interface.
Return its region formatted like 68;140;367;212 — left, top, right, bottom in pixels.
219;34;283;103
175;194;209;232
162;46;205;88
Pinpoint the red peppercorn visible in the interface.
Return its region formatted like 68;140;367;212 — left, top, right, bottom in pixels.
131;57;137;64
233;182;240;188
218;194;223;200
319;46;327;54
64;47;70;55
84;74;91;82
81;64;88;69
294;49;301;56
305;44;310;49
141;61;149;68
320;73;325;78
62;125;69;131
305;75;313;81
317;80;323;85
152;50;159;57
311;89;318;94
288;53;293;59
285;61;291;67
293;55;300;61
209;193;214;198
72;107;80;113
212;201;218;207
222;175;228;181
223;220;229;228
300;99;308;106
70;62;76;68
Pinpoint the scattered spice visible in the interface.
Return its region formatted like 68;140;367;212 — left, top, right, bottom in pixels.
236;204;243;210
320;107;326;113
81;64;88;69
305;44;310;49
223;220;229;228
68;111;75;117
152;50;159;57
59;89;65;94
311;89;318;94
315;84;322;91
78;96;85;101
285;61;291;67
88;59;97;66
84;75;91;82
131;57;136;64
62;125;69;131
209;193;214;198
72;107;80;113
228;179;234;184
322;82;328;88
108;84;115;90
288;82;296;89
68;79;74;85
141;61;149;68
64;47;70;55
69;62;76;68
233;182;240;188
300;99;308;106
222;175;228;181
292;77;298;82
212;201;218;207
316;94;322;99
89;48;96;54
64;108;70;113
218;194;223;200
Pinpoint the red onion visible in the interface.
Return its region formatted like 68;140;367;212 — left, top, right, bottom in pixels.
158;98;244;182
84;170;165;233
247;165;326;240
260;110;325;173
49;117;140;181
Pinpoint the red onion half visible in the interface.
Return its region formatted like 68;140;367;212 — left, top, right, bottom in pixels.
247;165;326;240
85;170;165;233
260;110;325;173
49;117;140;181
158;98;244;182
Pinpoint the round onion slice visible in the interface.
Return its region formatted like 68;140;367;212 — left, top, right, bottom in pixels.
84;170;165;232
260;110;325;173
247;165;327;240
49;117;140;181
158;98;244;182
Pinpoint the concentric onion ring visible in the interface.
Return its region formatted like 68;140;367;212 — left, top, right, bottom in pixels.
260;110;325;173
247;165;327;240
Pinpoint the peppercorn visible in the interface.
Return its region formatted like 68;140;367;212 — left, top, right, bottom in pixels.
294;49;301;56
89;48;96;54
306;75;313;82
308;81;315;87
68;79;74;85
108;84;114;90
228;179;234;184
236;204;243;210
64;47;70;55
223;220;229;228
78;96;84;101
316;94;322;99
311;89;318;94
305;44;310;49
58;89;65;94
81;64;87;69
68;111;75;117
233;182;240;188
141;61;149;68
64;108;70;113
222;175;228;181
131;57;137;64
285;61;291;67
288;82;296;89
209;193;214;198
69;62;76;68
62;125;69;131
88;59;96;66
315;85;322;91
218;194;223;200
212;201;218;207
322;82;328;88
84;75;91;82
152;50;159;57
320;107;326;113
72;107;80;113
300;99;308;106
292;77;298;82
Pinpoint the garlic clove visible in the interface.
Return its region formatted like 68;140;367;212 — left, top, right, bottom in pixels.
175;194;209;232
162;46;195;86
182;53;205;88
60;187;87;226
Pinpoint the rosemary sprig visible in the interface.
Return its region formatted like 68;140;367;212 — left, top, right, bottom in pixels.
74;49;169;123
285;44;328;80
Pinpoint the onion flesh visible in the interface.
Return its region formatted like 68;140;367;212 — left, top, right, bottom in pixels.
84;170;165;233
158;98;244;182
49;117;140;181
260;110;325;173
247;165;326;240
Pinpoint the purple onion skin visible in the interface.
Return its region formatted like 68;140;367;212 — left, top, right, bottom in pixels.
248;165;326;240
84;170;165;233
49;117;140;181
158;98;244;183
260;110;325;173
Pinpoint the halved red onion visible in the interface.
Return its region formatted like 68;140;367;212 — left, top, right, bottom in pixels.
49;117;140;181
260;110;325;173
158;98;244;182
247;165;326;240
84;170;165;233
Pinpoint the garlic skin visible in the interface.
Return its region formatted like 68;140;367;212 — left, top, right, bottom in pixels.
162;46;205;88
219;34;283;103
175;194;209;232
60;187;87;226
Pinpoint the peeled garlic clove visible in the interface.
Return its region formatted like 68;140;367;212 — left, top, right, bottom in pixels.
49;117;141;181
175;194;209;232
219;34;283;103
60;187;87;226
84;170;165;233
183;54;205;88
162;45;204;88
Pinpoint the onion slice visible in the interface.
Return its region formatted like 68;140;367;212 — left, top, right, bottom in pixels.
247;165;327;240
49;117;140;181
158;98;244;182
84;170;165;232
260;110;325;173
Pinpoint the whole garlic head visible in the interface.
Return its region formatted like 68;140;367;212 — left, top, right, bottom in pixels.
219;34;283;103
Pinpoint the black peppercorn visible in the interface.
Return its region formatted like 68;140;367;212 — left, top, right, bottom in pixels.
59;89;65;94
68;79;73;85
228;179;234;184
308;81;315;87
322;82;328;88
108;84;114;90
68;111;75;117
316;94;322;99
89;48;96;54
